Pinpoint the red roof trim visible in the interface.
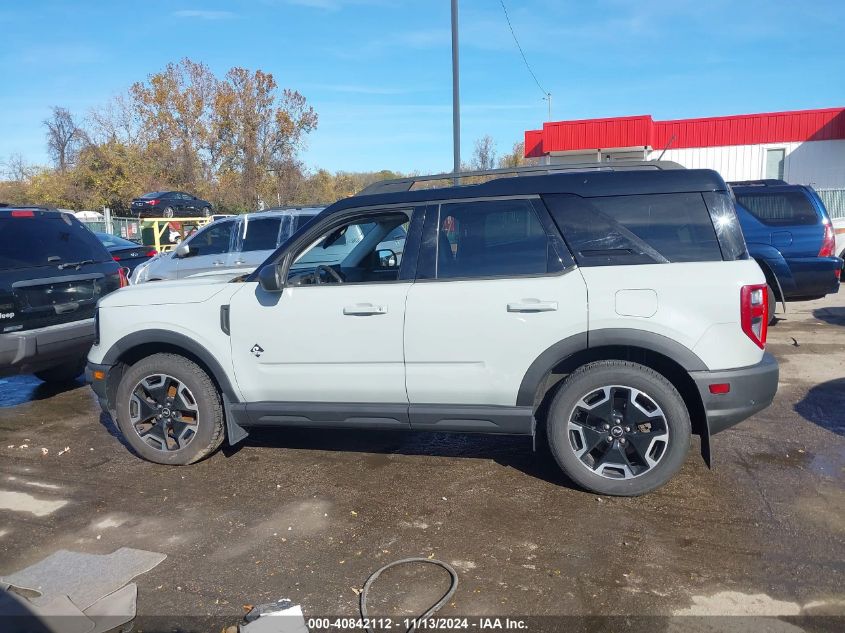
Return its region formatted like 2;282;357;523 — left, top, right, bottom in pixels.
524;107;845;157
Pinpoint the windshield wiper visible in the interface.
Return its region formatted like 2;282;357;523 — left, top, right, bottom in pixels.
57;259;95;270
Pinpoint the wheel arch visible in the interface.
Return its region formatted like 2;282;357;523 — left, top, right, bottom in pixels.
520;330;709;464
101;330;239;407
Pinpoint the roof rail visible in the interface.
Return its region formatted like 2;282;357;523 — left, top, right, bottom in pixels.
728;179;789;187
357;160;685;196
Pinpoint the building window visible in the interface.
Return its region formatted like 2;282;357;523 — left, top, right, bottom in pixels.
765;148;785;180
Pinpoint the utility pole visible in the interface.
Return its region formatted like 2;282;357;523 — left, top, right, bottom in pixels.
451;0;460;184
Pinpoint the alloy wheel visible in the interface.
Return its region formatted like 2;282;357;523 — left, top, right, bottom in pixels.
567;385;669;479
129;374;199;452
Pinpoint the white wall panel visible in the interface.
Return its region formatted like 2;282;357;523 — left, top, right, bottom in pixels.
649;140;845;188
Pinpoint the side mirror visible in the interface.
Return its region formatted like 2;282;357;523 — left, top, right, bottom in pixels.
258;263;284;292
377;249;398;268
174;243;191;258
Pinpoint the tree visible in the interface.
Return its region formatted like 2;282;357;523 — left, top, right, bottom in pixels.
471;135;497;171
44;107;85;172
498;140;533;168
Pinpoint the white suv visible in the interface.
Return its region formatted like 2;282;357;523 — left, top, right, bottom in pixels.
87;166;778;496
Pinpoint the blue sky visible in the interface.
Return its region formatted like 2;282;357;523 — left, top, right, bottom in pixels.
1;0;844;174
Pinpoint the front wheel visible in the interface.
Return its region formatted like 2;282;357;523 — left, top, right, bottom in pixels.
202;206;211;217
546;360;691;496
115;353;225;465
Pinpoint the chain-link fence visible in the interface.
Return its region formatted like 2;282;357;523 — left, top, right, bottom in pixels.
816;189;845;219
76;216;145;241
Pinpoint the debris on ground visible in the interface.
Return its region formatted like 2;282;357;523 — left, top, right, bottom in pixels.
57;447;70;456
240;599;308;633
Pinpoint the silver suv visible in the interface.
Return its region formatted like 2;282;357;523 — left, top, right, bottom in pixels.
131;207;323;283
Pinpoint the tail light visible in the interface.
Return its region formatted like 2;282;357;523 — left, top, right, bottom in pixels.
147;199;159;206
118;267;129;287
741;284;768;349
819;222;835;257
145;249;157;257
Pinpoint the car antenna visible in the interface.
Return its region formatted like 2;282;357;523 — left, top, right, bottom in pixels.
656;134;676;161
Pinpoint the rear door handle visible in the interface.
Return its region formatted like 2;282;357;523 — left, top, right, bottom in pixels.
343;303;388;316
507;299;558;312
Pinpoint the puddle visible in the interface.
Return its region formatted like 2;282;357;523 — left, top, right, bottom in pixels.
0;489;68;516
0;375;83;408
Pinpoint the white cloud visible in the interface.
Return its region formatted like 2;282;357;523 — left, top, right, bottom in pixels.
173;9;237;20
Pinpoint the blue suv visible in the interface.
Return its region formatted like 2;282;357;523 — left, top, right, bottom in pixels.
730;180;841;318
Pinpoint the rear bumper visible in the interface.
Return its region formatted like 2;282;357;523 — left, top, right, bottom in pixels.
690;353;779;434
782;256;841;299
0;319;95;377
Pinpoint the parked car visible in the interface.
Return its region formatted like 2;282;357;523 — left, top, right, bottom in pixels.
130;191;213;218
131;207;330;283
94;232;157;277
1;207;126;382
88;166;778;496
729;180;841;318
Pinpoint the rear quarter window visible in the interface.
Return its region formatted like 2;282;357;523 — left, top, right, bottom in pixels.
735;191;818;226
544;192;723;266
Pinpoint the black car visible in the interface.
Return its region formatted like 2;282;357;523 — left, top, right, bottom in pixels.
0;208;125;382
94;232;157;276
130;191;213;218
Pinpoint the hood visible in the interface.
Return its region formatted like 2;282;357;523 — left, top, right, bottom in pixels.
100;276;233;308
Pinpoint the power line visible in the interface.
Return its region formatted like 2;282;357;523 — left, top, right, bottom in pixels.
499;0;549;102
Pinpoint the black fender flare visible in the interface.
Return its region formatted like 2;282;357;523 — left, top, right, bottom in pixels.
101;329;240;402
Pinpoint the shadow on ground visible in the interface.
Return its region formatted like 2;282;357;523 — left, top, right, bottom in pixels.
813;306;845;326
794;377;845;436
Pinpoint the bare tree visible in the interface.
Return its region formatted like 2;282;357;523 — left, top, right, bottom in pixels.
471;135;497;171
1;153;34;182
44;107;84;172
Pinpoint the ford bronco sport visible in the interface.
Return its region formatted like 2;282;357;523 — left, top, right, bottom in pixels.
87;164;779;496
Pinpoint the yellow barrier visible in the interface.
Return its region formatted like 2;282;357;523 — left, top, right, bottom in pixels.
139;217;212;253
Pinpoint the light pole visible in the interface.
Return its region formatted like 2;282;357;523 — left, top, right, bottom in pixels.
451;0;460;183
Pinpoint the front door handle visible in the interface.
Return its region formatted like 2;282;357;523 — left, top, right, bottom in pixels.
507;299;558;312
234;259;246;265
343;303;388;316
212;260;226;266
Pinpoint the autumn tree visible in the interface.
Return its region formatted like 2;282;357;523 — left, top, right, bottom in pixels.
44;107;85;172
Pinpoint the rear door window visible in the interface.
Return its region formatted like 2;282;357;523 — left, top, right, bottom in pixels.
0;214;110;270
735;191;818;226
241;217;282;251
435;199;559;279
545;193;722;266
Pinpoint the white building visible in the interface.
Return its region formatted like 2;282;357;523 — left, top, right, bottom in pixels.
524;107;845;189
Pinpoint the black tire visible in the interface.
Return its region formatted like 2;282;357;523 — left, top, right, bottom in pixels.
33;359;85;384
163;206;175;218
115;353;225;465
546;360;691;496
767;284;777;325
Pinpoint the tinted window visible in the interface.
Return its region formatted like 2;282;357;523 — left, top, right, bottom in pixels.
189;220;234;256
241;217;282;251
436;200;554;279
545;193;722;266
0;215;110;270
140;191;164;199
736;191;818;226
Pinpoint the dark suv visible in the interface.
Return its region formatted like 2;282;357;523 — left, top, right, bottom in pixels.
730;180;841;312
0;208;125;382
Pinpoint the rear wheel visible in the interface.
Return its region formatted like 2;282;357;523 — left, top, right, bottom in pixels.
34;359;85;384
546;360;691;496
163;206;175;218
115;353;224;465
